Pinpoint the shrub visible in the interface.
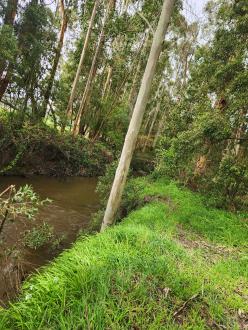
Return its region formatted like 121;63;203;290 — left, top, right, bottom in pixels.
23;223;54;250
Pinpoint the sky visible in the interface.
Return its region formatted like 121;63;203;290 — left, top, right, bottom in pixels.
183;0;208;23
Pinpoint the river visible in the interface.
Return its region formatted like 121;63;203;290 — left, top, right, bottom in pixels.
0;176;99;306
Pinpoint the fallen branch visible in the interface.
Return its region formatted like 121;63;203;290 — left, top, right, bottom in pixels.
0;185;15;198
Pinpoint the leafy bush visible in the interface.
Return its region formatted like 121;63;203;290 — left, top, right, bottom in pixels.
23;223;54;250
211;155;248;209
0;184;50;225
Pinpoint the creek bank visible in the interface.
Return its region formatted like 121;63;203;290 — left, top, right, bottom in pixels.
1;177;247;329
0;118;113;177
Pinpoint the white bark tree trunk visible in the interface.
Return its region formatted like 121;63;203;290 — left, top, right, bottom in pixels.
66;0;99;118
128;31;150;117
101;0;175;231
73;2;110;136
102;65;113;100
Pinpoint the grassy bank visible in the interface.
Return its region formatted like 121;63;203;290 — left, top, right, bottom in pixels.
0;177;247;329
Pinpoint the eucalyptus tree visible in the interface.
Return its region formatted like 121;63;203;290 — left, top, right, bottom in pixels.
0;0;57;120
156;0;248;208
85;0;172;142
101;0;176;231
72;0;116;136
73;0;116;136
17;0;56;120
66;0;99;120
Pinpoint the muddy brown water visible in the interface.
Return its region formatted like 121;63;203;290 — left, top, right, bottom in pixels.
0;176;99;306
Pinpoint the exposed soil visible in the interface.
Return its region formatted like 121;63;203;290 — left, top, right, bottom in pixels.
175;224;246;265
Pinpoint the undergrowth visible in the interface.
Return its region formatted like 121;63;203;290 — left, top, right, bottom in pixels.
0;112;112;176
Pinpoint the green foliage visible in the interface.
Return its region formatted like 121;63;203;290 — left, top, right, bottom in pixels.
23;222;66;250
0;184;50;222
156;1;248;210
101;102;129;150
23;223;54;250
0;25;17;67
212;155;248;209
1;177;247;329
0;114;112;176
96;161;119;207
1;0;56;120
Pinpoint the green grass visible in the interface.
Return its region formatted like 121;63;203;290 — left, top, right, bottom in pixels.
0;177;247;329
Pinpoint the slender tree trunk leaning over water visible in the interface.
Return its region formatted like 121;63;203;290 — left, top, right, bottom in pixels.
42;0;68;117
66;0;99;119
101;0;175;231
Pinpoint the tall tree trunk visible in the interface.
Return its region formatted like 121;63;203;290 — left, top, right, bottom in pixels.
73;1;114;136
128;31;150;117
66;0;99;119
42;0;68;118
102;65;112;100
0;0;18;101
101;0;175;231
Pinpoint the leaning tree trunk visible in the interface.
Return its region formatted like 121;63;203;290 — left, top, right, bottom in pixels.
73;1;114;136
101;0;175;231
66;0;99;119
0;0;18;101
128;31;150;117
42;0;68;118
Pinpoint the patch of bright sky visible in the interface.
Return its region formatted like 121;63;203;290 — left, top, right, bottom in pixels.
183;0;208;23
182;0;210;45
